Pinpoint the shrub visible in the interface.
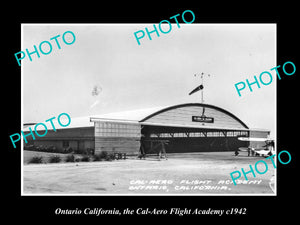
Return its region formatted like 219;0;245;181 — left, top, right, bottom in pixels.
106;153;116;161
87;148;95;155
81;155;90;162
49;155;61;163
28;156;43;164
24;145;35;151
93;153;103;161
44;145;56;152
93;151;109;161
74;148;87;155
64;147;73;154
36;145;46;151
95;151;117;161
99;151;108;159
65;154;76;162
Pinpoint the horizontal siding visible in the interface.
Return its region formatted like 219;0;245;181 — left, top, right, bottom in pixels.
24;127;95;141
144;106;246;129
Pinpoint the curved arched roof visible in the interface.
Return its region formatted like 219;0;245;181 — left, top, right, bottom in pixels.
139;103;249;129
91;103;249;130
24;103;249;131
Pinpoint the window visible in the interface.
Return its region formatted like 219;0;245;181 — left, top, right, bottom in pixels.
96;121;140;138
63;141;69;148
227;131;234;137
234;131;240;136
209;132;213;137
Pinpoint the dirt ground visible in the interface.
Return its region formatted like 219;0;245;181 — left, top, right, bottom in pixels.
23;151;276;195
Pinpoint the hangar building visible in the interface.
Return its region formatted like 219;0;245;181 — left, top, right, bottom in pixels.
23;103;270;155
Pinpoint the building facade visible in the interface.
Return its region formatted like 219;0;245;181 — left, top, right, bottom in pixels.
23;103;270;155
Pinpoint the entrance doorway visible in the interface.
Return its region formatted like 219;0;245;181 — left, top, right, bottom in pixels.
141;125;248;153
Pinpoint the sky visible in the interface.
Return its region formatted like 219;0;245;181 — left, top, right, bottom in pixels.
22;24;276;138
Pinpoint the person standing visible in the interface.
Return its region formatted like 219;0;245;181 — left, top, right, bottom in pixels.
139;135;146;159
234;149;239;156
158;141;168;160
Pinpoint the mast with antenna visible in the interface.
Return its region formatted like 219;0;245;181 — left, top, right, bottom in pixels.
189;72;210;104
189;72;214;123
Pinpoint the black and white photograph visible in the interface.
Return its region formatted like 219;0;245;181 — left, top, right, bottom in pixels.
20;23;276;196
4;5;298;221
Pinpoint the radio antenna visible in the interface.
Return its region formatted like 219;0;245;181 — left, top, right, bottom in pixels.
191;72;211;103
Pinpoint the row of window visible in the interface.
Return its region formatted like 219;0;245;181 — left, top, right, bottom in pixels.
95;122;141;137
150;131;248;138
96;122;140;130
97;132;140;137
95;122;248;138
95;127;138;133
